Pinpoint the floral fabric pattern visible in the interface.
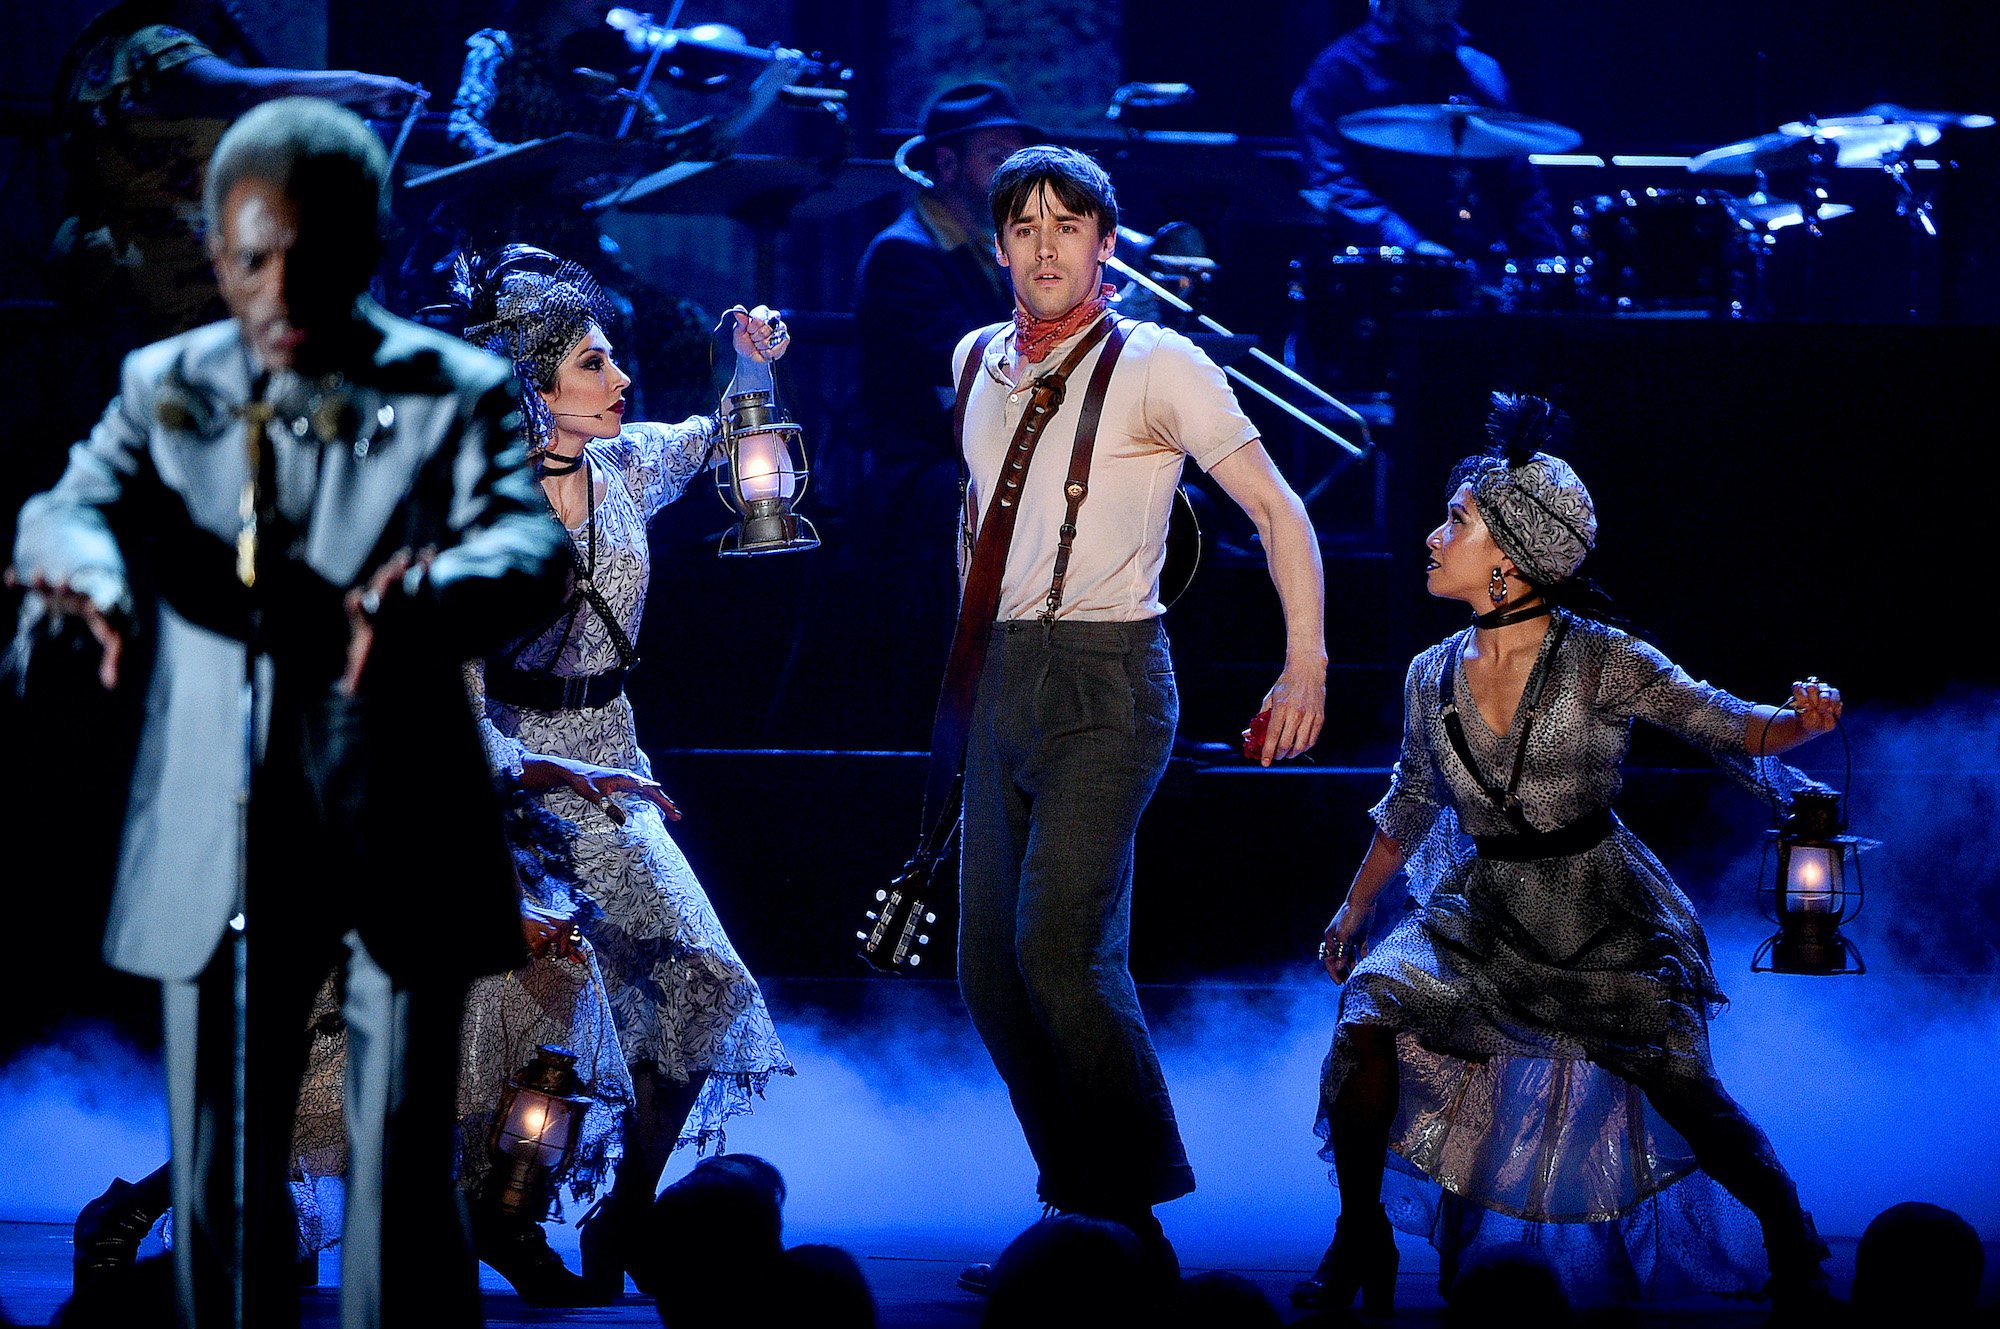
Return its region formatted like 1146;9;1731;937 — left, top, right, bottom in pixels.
479;418;793;1147
289;796;634;1250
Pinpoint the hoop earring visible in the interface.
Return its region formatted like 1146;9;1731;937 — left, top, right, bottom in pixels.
1488;567;1508;606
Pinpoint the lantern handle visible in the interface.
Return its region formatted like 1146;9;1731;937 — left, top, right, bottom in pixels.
710;307;787;409
1752;699;1854;828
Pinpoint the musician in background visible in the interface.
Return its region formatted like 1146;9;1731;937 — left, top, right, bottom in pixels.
51;0;418;353
838;83;1033;739
451;0;670;165
854;82;1034;484
1291;0;1561;258
444;0;796;417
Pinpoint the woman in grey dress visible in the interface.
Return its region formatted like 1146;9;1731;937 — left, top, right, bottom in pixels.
1299;394;1844;1314
454;246;794;1297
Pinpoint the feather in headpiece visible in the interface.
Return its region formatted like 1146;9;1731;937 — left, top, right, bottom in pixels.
1484;391;1571;468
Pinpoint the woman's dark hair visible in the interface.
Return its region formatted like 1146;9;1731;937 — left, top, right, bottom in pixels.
1445;391;1571;495
448;243;608;390
988;144;1118;237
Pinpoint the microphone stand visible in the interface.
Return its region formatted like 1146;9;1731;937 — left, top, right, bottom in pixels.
226;383;279;1327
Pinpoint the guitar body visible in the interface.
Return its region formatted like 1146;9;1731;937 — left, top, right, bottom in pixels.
1161;484;1201;609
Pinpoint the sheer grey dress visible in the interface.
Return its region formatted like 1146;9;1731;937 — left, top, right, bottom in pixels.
1318;612;1822;1297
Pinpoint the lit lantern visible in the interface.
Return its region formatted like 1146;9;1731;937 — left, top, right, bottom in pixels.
1752;789;1869;976
484;1045;595;1218
715;359;817;556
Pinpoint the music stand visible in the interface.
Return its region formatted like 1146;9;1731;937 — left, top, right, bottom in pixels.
401;132;669;206
588;154;906;290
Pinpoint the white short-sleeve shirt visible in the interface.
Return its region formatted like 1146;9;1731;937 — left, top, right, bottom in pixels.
952;318;1257;622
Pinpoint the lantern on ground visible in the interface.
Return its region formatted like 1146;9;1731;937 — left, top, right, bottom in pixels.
1752;789;1869;976
715;357;817;556
484;1045;594;1217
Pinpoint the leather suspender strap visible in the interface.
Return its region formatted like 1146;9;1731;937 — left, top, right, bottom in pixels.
1039;317;1129;623
917;314;1117;837
952;325;999;458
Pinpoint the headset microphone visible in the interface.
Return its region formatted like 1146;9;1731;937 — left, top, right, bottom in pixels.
554;411;608;419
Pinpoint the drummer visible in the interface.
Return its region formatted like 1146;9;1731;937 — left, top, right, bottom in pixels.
1291;0;1562;259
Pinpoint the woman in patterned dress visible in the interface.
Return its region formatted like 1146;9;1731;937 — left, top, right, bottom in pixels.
285;792;635;1300
454;245;794;1298
1298;394;1845;1315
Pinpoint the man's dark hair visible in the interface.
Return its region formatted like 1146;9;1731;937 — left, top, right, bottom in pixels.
771;1244;876;1328
988;145;1118;238
1444;1242;1570;1329
634;1153;787;1312
985;1215;1153;1328
203;97;387;243
1852;1201;1985;1320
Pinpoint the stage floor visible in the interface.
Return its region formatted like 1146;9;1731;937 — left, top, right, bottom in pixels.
6;975;1999;1326
0;1217;1871;1326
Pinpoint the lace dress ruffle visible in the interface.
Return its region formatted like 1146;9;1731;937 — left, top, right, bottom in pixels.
289;796;634;1252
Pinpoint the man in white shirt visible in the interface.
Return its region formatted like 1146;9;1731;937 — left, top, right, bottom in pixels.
951;145;1327;1279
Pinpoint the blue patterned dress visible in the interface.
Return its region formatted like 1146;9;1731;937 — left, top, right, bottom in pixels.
472;419;793;1148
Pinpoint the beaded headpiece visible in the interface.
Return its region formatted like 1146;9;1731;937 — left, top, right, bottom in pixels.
1453;393;1597;588
450;245;614;448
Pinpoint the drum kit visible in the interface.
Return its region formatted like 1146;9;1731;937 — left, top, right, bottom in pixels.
1296;98;1994;391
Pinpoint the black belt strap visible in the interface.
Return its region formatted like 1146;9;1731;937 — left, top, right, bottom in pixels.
484;662;634;712
1472;805;1615;861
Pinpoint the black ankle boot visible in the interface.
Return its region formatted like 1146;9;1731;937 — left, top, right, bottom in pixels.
73;1177;168;1287
471;1204;608;1307
577;1194;644;1300
1104;1207;1181;1286
1292;1204;1399;1315
1764;1209;1835;1320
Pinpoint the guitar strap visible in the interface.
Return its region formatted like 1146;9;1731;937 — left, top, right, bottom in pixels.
915;314;1119;849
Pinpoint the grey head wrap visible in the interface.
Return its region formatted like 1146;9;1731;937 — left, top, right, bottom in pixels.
1461;393;1597;588
450;245;613;447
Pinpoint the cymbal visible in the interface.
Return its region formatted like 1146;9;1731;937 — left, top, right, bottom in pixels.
1336;103;1583;159
1735;198;1856;231
1858;102;1997;130
1691;105;1993;176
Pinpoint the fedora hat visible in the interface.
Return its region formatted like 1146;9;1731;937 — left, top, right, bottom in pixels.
894;81;1041;186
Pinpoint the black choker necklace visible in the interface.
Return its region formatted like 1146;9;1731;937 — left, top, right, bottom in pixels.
1473;601;1552;630
537;450;585;477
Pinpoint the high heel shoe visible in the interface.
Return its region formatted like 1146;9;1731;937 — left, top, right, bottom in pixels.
470;1204;609;1307
1291;1204;1399;1315
577;1195;642;1300
73;1176;169;1285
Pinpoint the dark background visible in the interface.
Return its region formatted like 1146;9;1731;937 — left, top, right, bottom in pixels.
2;1;1995;1057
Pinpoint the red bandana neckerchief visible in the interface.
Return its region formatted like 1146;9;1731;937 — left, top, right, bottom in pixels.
1013;283;1117;365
